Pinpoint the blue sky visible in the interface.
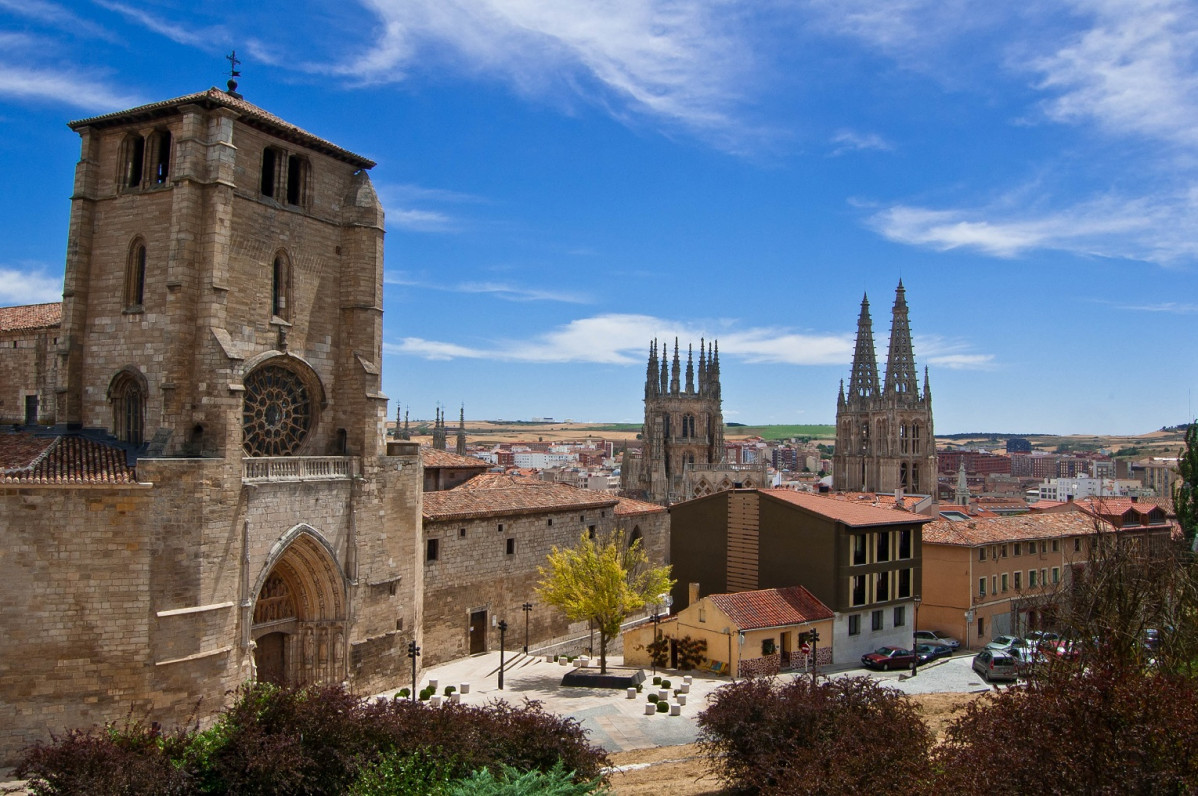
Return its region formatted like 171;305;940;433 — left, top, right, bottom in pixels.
3;0;1197;435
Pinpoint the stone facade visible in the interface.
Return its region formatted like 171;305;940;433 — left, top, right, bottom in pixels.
833;283;937;495
622;338;765;504
0;303;60;425
0;88;423;764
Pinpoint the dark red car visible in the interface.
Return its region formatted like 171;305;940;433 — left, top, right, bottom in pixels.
861;646;916;670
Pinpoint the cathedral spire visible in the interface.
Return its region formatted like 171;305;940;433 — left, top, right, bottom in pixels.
670;338;681;395
402;409;410;440
955;461;969;507
838;379;846;410
646;339;659;398
456;405;466;455
698;337;707;394
685;344;694;393
712;341;721;401
924;366;931;404
847;293;880;404
659;342;669;394
883;281;919;401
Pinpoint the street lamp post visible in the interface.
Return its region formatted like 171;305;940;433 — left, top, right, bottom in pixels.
911;595;923;676
407;640;421;702
651;609;661;676
522;602;533;653
497;620;508;690
809;628;821;686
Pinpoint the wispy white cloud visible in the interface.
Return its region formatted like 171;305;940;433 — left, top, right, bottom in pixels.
384;271;589;303
92;0;226;49
315;0;757;142
829;129;893;156
0;64;142;110
867;188;1198;264
388;208;457;232
385;313;853;365
0;265;62;305
1109;301;1198;314
1028;0;1198;148
0;0;115;40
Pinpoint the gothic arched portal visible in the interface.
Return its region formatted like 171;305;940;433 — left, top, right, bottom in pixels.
250;528;347;686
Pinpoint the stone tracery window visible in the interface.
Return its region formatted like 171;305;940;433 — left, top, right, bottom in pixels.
109;369;146;445
242;363;314;456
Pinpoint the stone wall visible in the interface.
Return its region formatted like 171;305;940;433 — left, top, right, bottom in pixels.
0;326;58;425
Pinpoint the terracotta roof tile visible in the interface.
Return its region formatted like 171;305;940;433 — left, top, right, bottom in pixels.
762;489;932;527
708;586;833;631
420;446;489;470
0;432;138;485
0;302;61;332
614;496;666;516
70;88;375;168
423;473;617;521
923;512;1105;546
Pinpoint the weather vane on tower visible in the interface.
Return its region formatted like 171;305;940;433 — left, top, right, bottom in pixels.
225;51;243;99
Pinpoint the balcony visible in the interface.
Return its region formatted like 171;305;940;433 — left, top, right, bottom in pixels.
242;456;358;483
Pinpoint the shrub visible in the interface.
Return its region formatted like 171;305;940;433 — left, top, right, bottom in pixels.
448;761;604;795
652;676;662;686
646;694;660;704
16;714;195;796
646;634;669;670
655;701;669;713
396;688;410;699
660;680;671;689
935;663;1198;792
347;749;454;796
420;687;434;701
444;686;457;697
697;675;932;794
635;683;643;693
676;636;708;670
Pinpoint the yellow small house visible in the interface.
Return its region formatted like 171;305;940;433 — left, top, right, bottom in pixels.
624;586;834;678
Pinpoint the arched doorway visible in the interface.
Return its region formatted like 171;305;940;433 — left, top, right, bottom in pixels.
251;528;347;686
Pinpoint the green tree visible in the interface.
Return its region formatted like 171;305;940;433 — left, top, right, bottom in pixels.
1176;421;1198;546
537;529;673;674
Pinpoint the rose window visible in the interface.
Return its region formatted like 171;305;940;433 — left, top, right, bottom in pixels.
243;365;312;456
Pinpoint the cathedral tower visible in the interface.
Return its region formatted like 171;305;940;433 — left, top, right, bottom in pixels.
833;282;936;494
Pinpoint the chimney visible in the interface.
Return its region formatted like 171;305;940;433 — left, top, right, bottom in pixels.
688;582;701;608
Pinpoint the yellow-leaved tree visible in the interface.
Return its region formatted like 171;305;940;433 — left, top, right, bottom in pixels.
537;528;674;674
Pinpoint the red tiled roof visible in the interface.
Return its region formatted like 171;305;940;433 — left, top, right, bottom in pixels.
924;512;1106;546
0;302;61;332
70;88;375;168
762;489;932;527
614;496;666;516
708;586;833;631
0;432;138;485
420;446;489;470
422;472;617;521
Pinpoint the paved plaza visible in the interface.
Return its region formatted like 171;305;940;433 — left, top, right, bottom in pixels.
375;650;998;754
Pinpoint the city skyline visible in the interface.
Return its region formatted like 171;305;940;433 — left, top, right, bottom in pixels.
2;2;1197;434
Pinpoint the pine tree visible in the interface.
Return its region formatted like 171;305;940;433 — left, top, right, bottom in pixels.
1176;422;1198;547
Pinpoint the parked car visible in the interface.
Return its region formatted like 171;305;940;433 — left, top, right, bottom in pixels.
1006;645;1049;675
913;630;960;650
1026;630;1060;647
913;642;953;664
861;646;917;670
984;634;1029;653
972;649;1019;682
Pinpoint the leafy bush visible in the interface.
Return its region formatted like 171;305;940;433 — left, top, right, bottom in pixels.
448;761;604;795
646;694;659;704
395;688;410;699
935;663;1198;792
697;675;932;794
676;636;708;670
347;749;454;796
651;676;661;686
16;715;195;796
635;683;643;693
420;687;434;701
444;686;457;697
17;684;609;795
655;701;669;714
646;634;669;669
660;680;671;689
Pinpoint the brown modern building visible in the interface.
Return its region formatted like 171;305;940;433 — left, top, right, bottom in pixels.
669;488;930;664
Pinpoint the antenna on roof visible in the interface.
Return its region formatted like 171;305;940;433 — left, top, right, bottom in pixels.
225;51;243;99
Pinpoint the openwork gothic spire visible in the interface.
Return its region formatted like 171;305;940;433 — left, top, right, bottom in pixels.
847;294;879;403
883;281;920;400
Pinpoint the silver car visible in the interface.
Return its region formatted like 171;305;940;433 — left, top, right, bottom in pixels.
972;649;1019;682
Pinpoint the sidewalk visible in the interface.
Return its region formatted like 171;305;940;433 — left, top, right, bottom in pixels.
373;652;722;753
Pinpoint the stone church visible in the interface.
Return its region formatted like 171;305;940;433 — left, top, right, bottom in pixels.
832;282;936;494
621;338;766;504
0;85;424;762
